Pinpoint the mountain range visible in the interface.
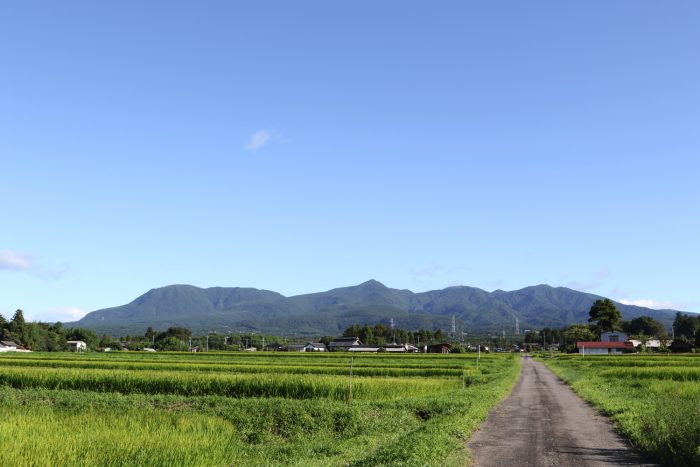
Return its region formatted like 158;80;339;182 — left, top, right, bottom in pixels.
66;280;686;337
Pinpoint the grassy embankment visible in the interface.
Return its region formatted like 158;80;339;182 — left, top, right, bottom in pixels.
0;351;520;466
541;354;700;467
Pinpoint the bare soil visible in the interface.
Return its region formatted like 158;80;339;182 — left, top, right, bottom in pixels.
467;356;658;467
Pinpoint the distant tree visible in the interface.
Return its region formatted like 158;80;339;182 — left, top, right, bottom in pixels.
319;336;333;346
9;309;26;333
561;324;597;353
343;324;361;338
144;327;157;340
359;325;374;345
434;329;445;341
669;335;694;353
588;299;621;334
623;316;666;337
156;336;189;351
673;312;699;339
156;327;191;342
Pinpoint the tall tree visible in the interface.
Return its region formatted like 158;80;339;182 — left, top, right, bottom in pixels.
673;312;699;339
588;298;621;333
623;315;666;337
10;309;26;333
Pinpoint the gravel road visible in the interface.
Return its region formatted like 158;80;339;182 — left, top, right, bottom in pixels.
467;356;658;467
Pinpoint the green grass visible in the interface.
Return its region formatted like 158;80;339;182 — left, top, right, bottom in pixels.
0;352;520;466
541;354;700;467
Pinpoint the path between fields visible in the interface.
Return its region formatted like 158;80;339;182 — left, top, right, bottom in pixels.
467;356;658;467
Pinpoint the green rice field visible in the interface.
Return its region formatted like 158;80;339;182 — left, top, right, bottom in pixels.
541;354;700;467
0;351;520;466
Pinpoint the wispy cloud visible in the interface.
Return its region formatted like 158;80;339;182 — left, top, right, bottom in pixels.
0;250;34;271
0;250;66;280
618;299;687;310
245;130;274;151
25;306;88;323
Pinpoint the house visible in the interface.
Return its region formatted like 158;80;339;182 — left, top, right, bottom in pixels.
265;343;285;352
0;340;18;352
645;339;672;349
576;341;634;355
66;340;87;352
600;332;628;343
384;343;420;353
285;344;306;352
348;346;381;352
426;343;452;354
328;337;362;351
304;342;326;352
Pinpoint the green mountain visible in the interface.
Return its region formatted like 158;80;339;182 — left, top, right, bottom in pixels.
68;280;685;337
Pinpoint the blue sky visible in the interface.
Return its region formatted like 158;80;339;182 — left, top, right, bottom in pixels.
2;1;698;322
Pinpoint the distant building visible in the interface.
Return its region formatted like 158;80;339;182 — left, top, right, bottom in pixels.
286;344;305;352
328;337;362;351
426;343;452;354
600;332;628;343
66;340;87;352
576;341;633;355
348;346;381;353
0;340;18;352
384;343;420;353
304;342;326;352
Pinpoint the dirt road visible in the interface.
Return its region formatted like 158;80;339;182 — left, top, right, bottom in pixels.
467;356;657;467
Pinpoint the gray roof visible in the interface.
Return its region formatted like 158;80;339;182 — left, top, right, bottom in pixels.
0;341;18;347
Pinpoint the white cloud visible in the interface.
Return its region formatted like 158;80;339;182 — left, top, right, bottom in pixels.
0;249;66;280
245;130;274;151
26;306;88;323
0;250;34;271
618;299;686;310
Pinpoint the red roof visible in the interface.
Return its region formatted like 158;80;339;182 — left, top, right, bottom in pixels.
576;341;633;349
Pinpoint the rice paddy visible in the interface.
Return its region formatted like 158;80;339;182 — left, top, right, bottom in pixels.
0;351;520;466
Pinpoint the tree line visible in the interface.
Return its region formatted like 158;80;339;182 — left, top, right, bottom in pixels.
0;309;98;351
525;299;700;353
340;323;446;346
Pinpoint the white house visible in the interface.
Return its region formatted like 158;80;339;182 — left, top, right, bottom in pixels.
384;343;420;353
348;346;381;353
600;332;628;343
0;340;18;352
67;340;87;352
304;342;326;352
576;341;634;355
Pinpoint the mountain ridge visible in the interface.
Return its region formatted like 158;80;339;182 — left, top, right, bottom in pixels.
67;281;689;336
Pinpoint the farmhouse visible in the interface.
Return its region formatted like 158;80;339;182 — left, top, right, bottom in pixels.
286;344;306;352
347;346;381;352
304;342;326;352
0;340;18;352
384;343;420;353
600;331;628;342
426;343;452;354
576;341;634;355
328;337;362;351
67;340;87;352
